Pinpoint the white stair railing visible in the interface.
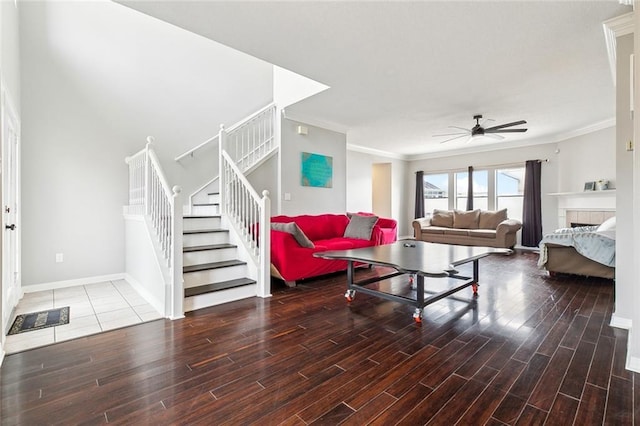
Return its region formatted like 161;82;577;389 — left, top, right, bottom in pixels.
220;151;270;297
216;103;277;298
222;103;276;173
125;138;183;317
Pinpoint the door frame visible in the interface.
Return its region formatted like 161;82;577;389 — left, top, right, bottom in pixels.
1;82;21;340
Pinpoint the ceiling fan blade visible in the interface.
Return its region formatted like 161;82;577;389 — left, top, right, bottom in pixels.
439;134;469;144
486;128;528;133
433;132;469;137
484;120;527;131
480;118;495;127
448;126;471;133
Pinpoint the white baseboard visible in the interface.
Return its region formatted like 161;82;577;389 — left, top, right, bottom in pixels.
23;273;126;293
124;273;165;317
626;328;640;373
627;354;640;373
610;314;632;329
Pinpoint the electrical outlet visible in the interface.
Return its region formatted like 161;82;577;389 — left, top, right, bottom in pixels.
56;253;64;263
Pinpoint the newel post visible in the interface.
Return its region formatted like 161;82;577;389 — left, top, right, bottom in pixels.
170;185;184;319
144;136;154;216
258;190;271;298
218;125;226;216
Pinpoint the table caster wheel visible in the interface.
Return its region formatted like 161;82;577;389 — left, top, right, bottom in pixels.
413;308;422;324
472;283;479;295
345;290;356;303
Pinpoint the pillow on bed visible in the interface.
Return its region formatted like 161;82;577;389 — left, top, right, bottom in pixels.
271;222;315;248
595;217;616;240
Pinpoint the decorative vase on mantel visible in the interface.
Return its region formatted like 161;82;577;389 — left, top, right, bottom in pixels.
595;180;609;191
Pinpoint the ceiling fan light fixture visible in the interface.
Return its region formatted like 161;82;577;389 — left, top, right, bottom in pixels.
436;114;528;144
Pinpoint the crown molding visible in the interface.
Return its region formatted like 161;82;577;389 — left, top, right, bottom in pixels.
603;11;635;86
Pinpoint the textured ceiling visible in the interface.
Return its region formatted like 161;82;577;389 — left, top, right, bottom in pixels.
119;1;631;158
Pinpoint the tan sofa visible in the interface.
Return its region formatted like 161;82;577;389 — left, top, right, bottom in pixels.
412;208;522;249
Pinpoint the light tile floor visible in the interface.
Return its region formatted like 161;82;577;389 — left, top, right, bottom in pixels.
5;279;163;354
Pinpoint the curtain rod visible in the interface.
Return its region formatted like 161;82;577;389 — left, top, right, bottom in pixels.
415;158;549;174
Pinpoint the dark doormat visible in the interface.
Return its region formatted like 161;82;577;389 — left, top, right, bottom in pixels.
8;307;70;335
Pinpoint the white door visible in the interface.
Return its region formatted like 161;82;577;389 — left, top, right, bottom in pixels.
1;90;20;334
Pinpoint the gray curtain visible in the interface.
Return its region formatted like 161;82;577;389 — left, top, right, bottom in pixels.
415;171;425;218
522;160;542;247
466;166;474;211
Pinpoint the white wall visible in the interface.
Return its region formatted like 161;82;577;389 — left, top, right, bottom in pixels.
407;144;560;238
614;34;634;330
630;11;640;371
19;1;273;286
556;126;617;192
1;0;20;111
247;153;279;216
280;118;346;215
124;217;165;314
346;149;409;235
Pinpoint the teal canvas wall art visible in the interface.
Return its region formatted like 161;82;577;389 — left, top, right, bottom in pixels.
301;152;333;188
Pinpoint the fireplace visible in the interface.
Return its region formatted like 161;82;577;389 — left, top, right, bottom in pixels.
565;210;614;228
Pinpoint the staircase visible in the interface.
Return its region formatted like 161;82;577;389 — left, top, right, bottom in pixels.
124;104;276;318
182;190;257;312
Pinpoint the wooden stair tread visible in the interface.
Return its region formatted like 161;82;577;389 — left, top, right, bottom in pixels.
183;259;246;273
207;192;220;196
184;215;221;219
184;278;255;297
192;202;219;206
183;228;228;235
183;243;236;253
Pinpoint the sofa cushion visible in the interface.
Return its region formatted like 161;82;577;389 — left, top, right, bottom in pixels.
316;238;356;251
479;209;508;230
422;226;447;235
273;214;349;241
431;209;454;228
444;228;470;236
472;229;497;239
453;209;480;229
344;214;379;240
271;222;315;248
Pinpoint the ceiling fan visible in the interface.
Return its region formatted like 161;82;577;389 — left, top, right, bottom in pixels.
434;114;528;144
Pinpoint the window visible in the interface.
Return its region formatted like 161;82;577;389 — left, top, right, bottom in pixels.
455;170;488;210
423;173;448;213
496;168;524;222
422;166;525;221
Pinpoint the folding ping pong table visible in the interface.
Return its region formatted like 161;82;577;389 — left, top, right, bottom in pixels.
314;240;511;323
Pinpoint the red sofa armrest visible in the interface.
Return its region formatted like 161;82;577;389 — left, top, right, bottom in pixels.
370;224;384;245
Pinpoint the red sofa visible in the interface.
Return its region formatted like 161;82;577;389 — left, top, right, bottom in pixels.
270;213;387;286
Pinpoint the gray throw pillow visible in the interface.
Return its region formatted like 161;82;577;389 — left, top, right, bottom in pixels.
344;214;379;240
271;222;315;248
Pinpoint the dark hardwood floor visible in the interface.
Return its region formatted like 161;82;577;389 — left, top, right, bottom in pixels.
1;251;637;425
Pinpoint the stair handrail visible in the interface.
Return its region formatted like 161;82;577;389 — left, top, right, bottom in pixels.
220;149;271;297
225;102;275;133
174;134;219;162
221;103;276;174
173;102;276;163
125;137;184;317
